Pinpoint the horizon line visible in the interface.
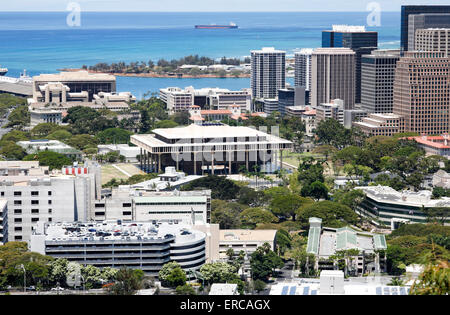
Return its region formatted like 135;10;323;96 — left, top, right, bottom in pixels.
0;10;401;13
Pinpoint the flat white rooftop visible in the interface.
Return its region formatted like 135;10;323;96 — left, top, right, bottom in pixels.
209;283;238;295
331;25;366;32
251;47;286;53
33;71;116;82
153;124;272;139
42;221;205;244
220;229;277;243
356;185;450;208
313;48;355;55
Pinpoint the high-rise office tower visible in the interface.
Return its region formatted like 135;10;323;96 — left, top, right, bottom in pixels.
277;87;295;116
251;47;286;100
407;13;450;51
311;48;356;110
393;51;450;135
322;25;378;104
401;5;450;53
361;50;400;113
294;49;313;91
415;28;450;57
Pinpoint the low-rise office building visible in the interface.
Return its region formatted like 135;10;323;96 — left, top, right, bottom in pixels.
188;104;254;123
130;124;293;175
160;86;251;113
97;144;141;163
285;106;316;137
263;98;279;116
306;217;387;275
93;187;211;225
30;221;207;277
356;185;450;228
353;113;405;137
314;99;344;125
432;170;450;189
219;229;277;259
17;139;82;160
406;134;450;158
31;71;116;105
30;108;63;126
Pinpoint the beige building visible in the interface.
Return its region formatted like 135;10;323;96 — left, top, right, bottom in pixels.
353;113;405;137
315;99;344;125
415;28;450;56
31;71;116;106
311;48;356;110
219;229;278;259
393;51;450;135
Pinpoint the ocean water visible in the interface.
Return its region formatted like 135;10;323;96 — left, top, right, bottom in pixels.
0;11;401;97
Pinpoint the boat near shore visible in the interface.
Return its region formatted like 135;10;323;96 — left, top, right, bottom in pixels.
0;65;8;76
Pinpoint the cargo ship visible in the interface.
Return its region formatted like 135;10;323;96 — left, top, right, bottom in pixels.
195;22;238;29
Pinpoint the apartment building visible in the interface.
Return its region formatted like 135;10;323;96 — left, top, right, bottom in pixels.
294;48;313;91
251;47;286;100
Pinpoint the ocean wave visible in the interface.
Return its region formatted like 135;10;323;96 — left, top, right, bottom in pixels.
379;41;400;45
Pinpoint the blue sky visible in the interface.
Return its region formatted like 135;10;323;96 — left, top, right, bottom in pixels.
1;0;450;12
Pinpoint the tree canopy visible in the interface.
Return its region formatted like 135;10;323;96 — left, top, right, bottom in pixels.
23;151;72;170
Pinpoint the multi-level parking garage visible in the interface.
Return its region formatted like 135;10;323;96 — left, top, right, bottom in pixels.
30;220;206;277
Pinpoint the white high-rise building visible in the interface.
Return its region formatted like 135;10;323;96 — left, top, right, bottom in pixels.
295;48;313;91
251;47;286;100
0;161;101;243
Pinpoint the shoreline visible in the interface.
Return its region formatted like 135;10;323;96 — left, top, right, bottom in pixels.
57;68;251;79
